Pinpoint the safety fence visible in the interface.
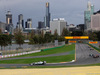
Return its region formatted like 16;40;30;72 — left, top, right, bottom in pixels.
0;50;41;59
41;45;65;51
0;41;65;58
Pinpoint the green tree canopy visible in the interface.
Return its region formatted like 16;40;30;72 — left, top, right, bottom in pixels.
54;29;58;40
44;33;52;43
0;34;9;50
14;30;24;47
89;32;98;41
61;27;70;36
71;31;83;36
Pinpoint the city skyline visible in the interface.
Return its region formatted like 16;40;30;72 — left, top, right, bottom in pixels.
0;0;100;27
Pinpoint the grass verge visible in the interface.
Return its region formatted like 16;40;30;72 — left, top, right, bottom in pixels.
11;44;75;58
0;54;75;64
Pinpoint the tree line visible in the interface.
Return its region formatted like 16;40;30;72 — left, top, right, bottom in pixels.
0;28;100;50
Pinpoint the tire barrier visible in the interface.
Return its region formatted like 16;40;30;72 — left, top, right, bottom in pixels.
0;50;41;59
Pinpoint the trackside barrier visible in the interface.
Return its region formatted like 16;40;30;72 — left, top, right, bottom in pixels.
0;50;41;59
41;45;65;51
88;43;100;51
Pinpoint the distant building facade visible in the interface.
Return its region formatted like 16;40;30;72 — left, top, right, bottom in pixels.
91;10;100;31
50;18;67;36
0;22;6;32
68;24;76;32
76;24;84;31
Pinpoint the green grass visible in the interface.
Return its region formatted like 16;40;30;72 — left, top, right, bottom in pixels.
0;54;75;64
11;44;75;58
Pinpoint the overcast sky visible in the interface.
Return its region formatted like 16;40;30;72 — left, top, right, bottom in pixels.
0;0;100;28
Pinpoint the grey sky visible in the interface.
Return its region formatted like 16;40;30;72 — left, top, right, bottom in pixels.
0;0;100;28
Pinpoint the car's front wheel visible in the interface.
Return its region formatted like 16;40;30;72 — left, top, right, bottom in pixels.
29;63;33;66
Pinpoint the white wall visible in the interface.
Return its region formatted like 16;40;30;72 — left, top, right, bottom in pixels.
50;20;66;35
91;14;100;31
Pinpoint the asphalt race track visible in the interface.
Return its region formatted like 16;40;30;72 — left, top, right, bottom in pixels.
0;43;100;67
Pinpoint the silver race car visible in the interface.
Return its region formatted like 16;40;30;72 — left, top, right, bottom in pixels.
29;61;46;65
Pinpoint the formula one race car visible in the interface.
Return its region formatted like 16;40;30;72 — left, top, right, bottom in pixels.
89;54;94;57
89;54;99;58
93;55;99;58
29;61;46;65
90;48;94;50
88;46;91;48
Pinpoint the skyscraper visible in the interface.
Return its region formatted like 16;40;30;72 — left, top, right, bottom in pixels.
6;11;13;34
6;11;12;24
25;18;32;28
84;1;94;31
18;14;24;29
44;2;51;28
38;21;44;29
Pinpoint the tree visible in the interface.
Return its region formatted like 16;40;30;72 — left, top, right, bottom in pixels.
44;33;52;43
54;29;58;40
41;30;44;38
30;30;34;39
0;34;9;50
95;31;100;41
29;30;35;44
39;30;45;44
33;35;39;44
61;27;70;36
14;30;24;48
2;35;9;50
38;35;44;44
89;32;98;41
8;34;13;45
83;31;88;36
71;31;83;36
0;29;2;34
58;36;65;42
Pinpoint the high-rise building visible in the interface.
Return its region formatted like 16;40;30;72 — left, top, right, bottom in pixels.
6;11;13;34
38;21;44;29
44;2;51;27
6;11;12;24
84;1;94;31
25;18;32;28
17;14;24;30
25;22;27;28
50;18;67;36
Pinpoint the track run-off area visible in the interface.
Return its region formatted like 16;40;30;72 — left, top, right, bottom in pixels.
0;43;100;67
